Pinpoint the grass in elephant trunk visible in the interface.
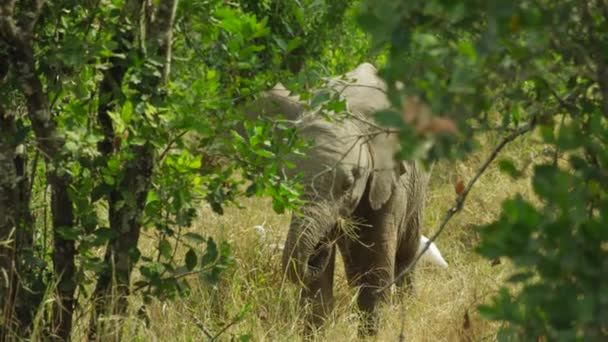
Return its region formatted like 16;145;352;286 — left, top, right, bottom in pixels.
282;202;340;285
89;129;546;341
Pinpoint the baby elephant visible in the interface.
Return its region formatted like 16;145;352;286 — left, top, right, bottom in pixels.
268;63;434;335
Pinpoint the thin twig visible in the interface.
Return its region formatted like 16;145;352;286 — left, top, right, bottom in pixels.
324;77;388;95
158;130;188;163
156;223;183;282
375;122;534;294
185;308;214;339
210;311;247;342
133;266;215;292
545;81;580;115
343;111;400;134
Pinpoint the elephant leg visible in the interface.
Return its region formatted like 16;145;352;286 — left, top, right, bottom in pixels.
357;238;396;336
394;215;421;296
300;245;336;334
394;259;417;297
338;217;397;336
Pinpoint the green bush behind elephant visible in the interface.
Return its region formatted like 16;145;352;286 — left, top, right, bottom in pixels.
243;63;429;335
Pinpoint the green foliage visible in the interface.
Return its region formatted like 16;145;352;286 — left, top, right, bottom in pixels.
476;160;608;340
1;0;367;338
238;0;356;73
11;0;607;339
358;0;608;339
231;119;307;214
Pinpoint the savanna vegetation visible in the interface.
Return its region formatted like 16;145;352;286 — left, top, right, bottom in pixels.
1;0;606;341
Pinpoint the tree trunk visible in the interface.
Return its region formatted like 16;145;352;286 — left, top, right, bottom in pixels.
0;9;77;340
0;103;22;340
88;1;143;336
89;144;154;339
88;0;177;339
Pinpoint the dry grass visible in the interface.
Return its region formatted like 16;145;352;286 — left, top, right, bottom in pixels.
80;130;545;341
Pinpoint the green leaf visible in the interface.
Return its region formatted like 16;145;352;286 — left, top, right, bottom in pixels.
311;90;331;108
13;126;31;145
201;238;219;266
273;36;287;52
159;239;172;260
287;37;302;52
184;232;205;244
107;157;121;174
323;98;347;114
185;249;197;271
254;148;274;158
373;110;403;127
103;174;115;186
121;100;133;124
272;198;285;214
477;304;500;320
56;226;81;241
93;227;115;241
238;333;253;342
498;159;523;178
507;272;533;283
511;104;521;126
146;191;160;204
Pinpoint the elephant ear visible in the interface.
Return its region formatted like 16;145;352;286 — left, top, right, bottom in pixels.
367;132;404;210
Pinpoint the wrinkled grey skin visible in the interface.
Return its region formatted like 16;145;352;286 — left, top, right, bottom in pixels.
246;64;429;335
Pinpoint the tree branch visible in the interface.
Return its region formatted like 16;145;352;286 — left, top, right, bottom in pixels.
186;309;214;339
210;310;248;342
342;111;400;135
158;130;188;163
147;0;178;85
375;122;534;294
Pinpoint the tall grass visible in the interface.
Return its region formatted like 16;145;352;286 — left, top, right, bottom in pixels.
66;130;545;341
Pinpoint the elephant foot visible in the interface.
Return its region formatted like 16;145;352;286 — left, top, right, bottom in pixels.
404;272;417;297
394;269;417;299
356;288;382;337
300;288;334;338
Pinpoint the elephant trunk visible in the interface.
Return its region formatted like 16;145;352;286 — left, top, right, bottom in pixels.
282;202;338;284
